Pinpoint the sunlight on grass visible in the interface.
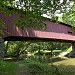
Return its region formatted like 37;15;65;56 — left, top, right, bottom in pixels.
51;57;75;75
0;56;75;75
64;46;72;52
53;58;75;66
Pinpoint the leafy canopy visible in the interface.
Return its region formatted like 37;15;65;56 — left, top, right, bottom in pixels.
62;1;75;28
0;0;73;30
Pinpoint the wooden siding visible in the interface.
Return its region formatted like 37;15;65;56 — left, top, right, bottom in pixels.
0;12;75;42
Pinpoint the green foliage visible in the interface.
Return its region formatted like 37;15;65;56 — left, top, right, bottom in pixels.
0;30;3;36
18;59;60;75
13;0;72;30
64;46;72;52
0;57;75;75
0;19;5;28
0;19;5;36
0;60;17;75
5;42;30;57
0;59;58;75
0;0;73;30
62;1;75;28
14;13;47;30
4;41;71;59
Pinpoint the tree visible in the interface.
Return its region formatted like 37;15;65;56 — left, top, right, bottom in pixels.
4;41;71;59
0;0;73;30
62;1;75;27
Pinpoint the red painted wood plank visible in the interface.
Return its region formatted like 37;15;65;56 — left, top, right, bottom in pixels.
0;12;75;42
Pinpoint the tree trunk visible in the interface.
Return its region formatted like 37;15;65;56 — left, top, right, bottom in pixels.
0;38;4;59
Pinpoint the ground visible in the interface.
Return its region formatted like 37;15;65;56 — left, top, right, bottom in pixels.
0;51;75;75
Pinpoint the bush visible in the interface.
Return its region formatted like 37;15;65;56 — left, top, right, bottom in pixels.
18;59;60;75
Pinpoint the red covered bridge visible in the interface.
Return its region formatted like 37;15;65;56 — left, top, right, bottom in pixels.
0;12;75;43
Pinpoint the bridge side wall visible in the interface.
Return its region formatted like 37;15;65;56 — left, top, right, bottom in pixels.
0;12;75;42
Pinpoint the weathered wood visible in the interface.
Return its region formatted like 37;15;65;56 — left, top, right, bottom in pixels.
1;12;75;57
0;12;75;42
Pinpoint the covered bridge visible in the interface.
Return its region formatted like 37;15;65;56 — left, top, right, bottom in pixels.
0;12;75;58
0;12;75;42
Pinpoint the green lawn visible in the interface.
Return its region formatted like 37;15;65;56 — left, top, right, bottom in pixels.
0;61;18;75
0;47;74;75
53;58;75;75
0;57;75;75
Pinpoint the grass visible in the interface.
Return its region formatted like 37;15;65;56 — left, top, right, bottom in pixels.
0;49;75;75
0;60;18;75
0;59;61;75
17;59;59;75
63;46;72;52
53;58;75;66
0;57;75;75
53;58;75;75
